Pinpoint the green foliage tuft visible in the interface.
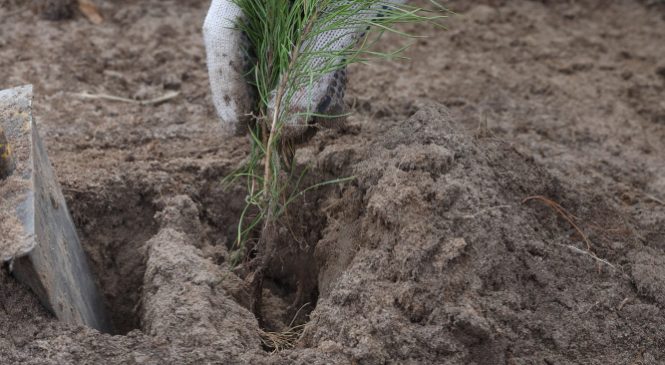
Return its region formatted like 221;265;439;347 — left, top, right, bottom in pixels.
226;0;446;264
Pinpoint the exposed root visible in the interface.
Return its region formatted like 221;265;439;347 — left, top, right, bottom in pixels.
522;195;592;252
523;195;623;273
258;302;311;353
259;324;306;353
247;218;279;320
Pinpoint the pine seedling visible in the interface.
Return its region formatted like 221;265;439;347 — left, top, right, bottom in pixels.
227;0;446;313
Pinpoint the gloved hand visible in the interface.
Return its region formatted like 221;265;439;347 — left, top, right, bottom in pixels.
202;0;406;138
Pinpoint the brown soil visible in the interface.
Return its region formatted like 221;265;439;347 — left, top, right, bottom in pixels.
2;0;665;364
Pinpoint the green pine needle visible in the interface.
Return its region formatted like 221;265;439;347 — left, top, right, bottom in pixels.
226;0;446;260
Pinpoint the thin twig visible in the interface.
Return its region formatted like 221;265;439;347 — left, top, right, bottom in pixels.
645;194;665;206
78;0;103;24
523;195;592;252
617;297;631;311
71;91;180;105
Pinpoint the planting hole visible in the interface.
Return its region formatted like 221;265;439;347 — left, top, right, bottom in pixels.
66;182;158;335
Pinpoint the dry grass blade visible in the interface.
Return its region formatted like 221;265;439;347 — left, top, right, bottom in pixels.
522;195;592;252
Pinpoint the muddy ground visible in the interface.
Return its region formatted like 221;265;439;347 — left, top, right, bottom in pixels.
1;0;665;364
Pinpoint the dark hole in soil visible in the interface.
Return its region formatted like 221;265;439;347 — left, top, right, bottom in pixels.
57;159;327;340
255;199;327;351
261;275;319;330
65;183;158;335
197;184;323;336
196;167;325;346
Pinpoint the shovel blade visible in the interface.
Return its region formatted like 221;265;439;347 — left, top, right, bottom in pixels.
0;85;111;333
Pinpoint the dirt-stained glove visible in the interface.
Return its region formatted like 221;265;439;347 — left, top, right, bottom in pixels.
202;0;253;135
202;0;406;137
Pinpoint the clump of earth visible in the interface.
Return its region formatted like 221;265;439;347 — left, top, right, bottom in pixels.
2;0;665;364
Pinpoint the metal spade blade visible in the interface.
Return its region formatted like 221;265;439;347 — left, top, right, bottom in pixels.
0;85;111;333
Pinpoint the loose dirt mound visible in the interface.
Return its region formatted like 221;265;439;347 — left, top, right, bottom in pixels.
2;0;665;364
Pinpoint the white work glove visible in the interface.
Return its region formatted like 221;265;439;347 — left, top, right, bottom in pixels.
202;0;406;137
